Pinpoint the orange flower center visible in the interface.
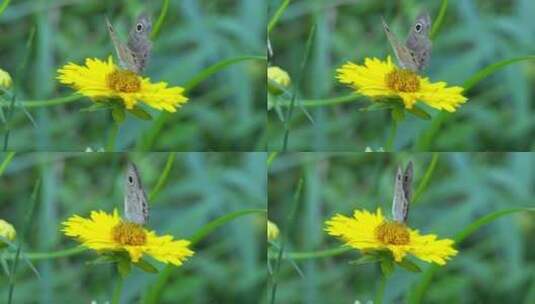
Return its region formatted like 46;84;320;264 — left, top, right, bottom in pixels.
106;69;141;93
375;221;410;245
111;221;147;246
385;68;420;92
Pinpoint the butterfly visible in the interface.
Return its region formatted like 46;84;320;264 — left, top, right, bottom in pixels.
382;11;432;72
392;161;413;223
124;162;149;225
106;13;152;74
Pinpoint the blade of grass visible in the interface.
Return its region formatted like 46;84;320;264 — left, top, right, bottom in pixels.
408;207;535;304
0;0;10;16
0;94;84;108
275;93;362;108
282;25;316;151
143;208;266;304
268;0;290;35
270;178;303;304
150;0;169;40
148;152;175;201
430;0;448;40
267;246;351;260
462;56;535;92
7;179;40;304
0;151;15;175
412;153;439;205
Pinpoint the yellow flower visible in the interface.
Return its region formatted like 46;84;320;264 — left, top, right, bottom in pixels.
57;57;188;112
62;209;194;265
0;68;12;89
268;66;291;95
336;57;467;112
325;208;457;265
267;220;280;241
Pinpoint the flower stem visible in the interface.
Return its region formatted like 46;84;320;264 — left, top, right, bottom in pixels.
275;93;362;108
267;246;351;260
3;246;87;261
385;119;398;151
111;272;124;304
0;94;83;108
375;274;387;304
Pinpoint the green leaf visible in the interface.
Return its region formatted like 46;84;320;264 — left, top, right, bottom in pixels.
463;56;535;92
396;258;421;273
134;258;159;273
117;257;131;278
128;107;153;120
380;257;395;277
406;105;431;120
349;254;381;266
112;107;125;124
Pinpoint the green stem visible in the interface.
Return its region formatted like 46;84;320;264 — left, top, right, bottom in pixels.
143;208;266;304
375;274;387;304
276;94;361;108
0;151;15;176
385;119;398;151
0;0;11;16
267;0;290;34
412;153;439;205
150;0;169;40
106;123;120;152
183;56;266;92
148;152;175;201
430;0;449;40
268;246;351;260
3;246;87;261
111;272;124;304
0;94;83;108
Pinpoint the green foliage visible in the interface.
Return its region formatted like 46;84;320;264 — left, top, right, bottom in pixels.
268;152;535;303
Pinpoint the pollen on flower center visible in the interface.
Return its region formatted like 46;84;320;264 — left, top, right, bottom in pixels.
375;221;410;245
385;68;420;92
111;221;147;246
106;69;141;93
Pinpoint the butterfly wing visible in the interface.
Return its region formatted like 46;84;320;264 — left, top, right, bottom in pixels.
401;161;413;221
127;13;152;73
382;17;419;72
405;11;432;72
106;18;138;73
124;162;149;225
392;162;413;223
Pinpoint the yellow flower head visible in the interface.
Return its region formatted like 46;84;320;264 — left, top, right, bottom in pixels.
57;57;188;112
62;209;194;265
0;219;16;248
268;66;291;95
267;220;280;241
336;57;467;112
325;208;457;265
0;68;13;89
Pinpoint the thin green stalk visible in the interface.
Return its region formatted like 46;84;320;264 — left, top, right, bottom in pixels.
375;274;387;304
412;153;439;205
385;119;397;152
430;0;449;40
282;25;315;151
276;93;362;108
3;246;87;261
148;152;175;201
267;152;278;168
408;207;535;304
2;94;16;152
268;246;351;260
184;55;266;92
0;94;83;108
151;0;169;40
106;123;120;152
268;0;290;34
111;273;124;304
0;151;15;176
8;180;40;304
0;0;10;16
270;178;303;304
143;208;266;304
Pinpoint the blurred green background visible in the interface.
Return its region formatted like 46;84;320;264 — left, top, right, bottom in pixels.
0;152;266;303
0;0;266;151
267;0;535;151
268;152;535;303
